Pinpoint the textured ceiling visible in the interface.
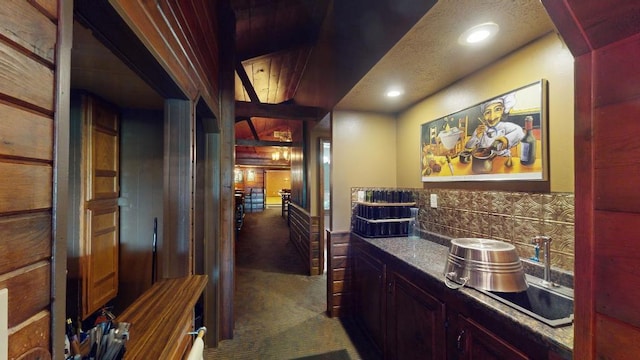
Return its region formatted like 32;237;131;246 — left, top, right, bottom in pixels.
336;0;556;114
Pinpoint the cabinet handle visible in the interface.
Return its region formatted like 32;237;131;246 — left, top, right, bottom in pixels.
456;330;465;353
387;281;393;294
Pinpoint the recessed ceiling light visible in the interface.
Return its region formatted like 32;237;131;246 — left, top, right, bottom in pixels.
459;22;499;45
386;89;404;98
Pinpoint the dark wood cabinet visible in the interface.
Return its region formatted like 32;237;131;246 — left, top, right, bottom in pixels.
454;316;528;360
355;246;386;353
386;270;446;360
353;237;560;360
355;242;446;359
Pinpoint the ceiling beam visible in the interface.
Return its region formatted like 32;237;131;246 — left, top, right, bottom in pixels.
235;60;261;103
244;118;260;140
235;101;322;121
236;139;302;147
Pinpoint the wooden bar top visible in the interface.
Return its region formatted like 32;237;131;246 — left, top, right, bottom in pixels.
116;275;208;359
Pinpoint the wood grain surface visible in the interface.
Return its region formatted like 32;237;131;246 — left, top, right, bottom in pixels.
116;275;207;360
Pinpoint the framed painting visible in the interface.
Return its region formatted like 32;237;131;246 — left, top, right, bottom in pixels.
420;80;548;182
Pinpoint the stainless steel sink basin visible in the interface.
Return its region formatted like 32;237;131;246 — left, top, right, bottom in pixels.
478;274;574;327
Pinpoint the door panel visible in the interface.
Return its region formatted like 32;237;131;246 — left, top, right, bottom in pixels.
81;95;120;318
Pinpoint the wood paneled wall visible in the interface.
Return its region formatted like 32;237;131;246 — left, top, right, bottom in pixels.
109;0;220;116
326;231;353;317
234;167;265;192
289;203;322;275
542;1;640;358
0;1;58;358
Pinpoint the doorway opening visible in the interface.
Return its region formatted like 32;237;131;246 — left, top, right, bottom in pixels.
319;138;331;273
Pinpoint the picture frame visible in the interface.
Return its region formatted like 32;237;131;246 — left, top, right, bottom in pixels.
234;169;243;183
420;80;548;183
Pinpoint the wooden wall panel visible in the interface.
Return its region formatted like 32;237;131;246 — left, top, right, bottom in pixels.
173;1;218;77
109;0;220;116
0;1;57;358
236;167;264;192
543;1;640;355
595;313;640;359
570;50;595;360
161;99;193;279
7;311;50;360
0;0;56;63
0;101;53;160
0;261;50;328
28;0;58;20
0;213;51;274
326;231;353;317
0;162;52;213
157;1;218;104
0;41;54;112
593;36;640;108
289;203;321;275
590;33;640;356
594;210;640;328
567;0;640;51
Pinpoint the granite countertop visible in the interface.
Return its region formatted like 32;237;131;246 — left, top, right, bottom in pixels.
359;235;573;358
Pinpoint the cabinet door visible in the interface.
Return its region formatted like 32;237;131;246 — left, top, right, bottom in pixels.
354;247;385;353
386;271;446;360
81;95;120;318
455;316;528;360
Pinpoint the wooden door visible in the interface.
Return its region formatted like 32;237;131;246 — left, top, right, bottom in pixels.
455;316;528;360
386;271;446;360
80;95;120;318
354;247;386;353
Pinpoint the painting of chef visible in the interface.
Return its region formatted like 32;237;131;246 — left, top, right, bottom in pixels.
420;80;547;182
464;93;524;156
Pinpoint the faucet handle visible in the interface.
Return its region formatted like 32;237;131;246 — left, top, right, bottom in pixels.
532;235;551;245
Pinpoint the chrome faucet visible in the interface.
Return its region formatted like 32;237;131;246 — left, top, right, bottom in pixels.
531;236;557;288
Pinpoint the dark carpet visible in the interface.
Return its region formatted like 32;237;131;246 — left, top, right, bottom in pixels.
204;208;378;360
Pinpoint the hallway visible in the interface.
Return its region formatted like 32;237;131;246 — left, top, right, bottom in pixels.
204;208;377;359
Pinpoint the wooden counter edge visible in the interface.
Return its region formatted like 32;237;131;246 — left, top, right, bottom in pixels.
116;274;208;360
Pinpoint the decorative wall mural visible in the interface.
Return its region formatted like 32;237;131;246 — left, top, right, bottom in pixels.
420;80;547;182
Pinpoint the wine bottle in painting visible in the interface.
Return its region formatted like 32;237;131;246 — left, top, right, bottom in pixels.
520;116;536;166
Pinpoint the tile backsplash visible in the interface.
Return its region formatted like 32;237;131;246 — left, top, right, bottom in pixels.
352;188;575;274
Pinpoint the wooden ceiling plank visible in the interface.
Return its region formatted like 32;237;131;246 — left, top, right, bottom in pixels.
273;51;293;102
236;33;315;62
235;60;260;103
235;101;322;121
287;47;311;100
251;58;271;102
268;54;283;103
234;73;248;101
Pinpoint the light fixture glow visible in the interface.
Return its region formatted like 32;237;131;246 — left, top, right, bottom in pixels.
459;22;499;46
386;89;403;98
466;29;490;43
271;147;291;162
